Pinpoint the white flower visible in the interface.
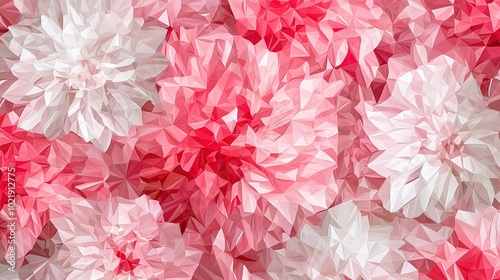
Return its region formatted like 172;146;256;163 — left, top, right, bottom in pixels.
0;0;168;151
267;201;417;280
365;55;500;222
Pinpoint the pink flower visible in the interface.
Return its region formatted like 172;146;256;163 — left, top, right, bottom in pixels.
151;24;342;258
365;55;500;222
51;195;201;279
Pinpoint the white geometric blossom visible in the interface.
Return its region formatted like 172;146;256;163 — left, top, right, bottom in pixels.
365;55;500;222
267;201;418;280
0;0;168;151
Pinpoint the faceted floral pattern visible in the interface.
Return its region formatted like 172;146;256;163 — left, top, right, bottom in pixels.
51;195;201;279
267;201;418;279
0;0;168;151
1;0;500;279
365;55;500;222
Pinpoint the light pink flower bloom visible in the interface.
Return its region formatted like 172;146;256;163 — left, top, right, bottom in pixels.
365;55;500;222
0;0;168;151
51;195;201;279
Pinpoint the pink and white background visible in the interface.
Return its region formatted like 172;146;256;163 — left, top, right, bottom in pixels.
1;0;500;279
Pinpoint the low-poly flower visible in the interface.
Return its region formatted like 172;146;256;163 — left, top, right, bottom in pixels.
152;24;341;258
0;0;168;151
266;201;418;279
365;55;500;222
51;195;201;279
